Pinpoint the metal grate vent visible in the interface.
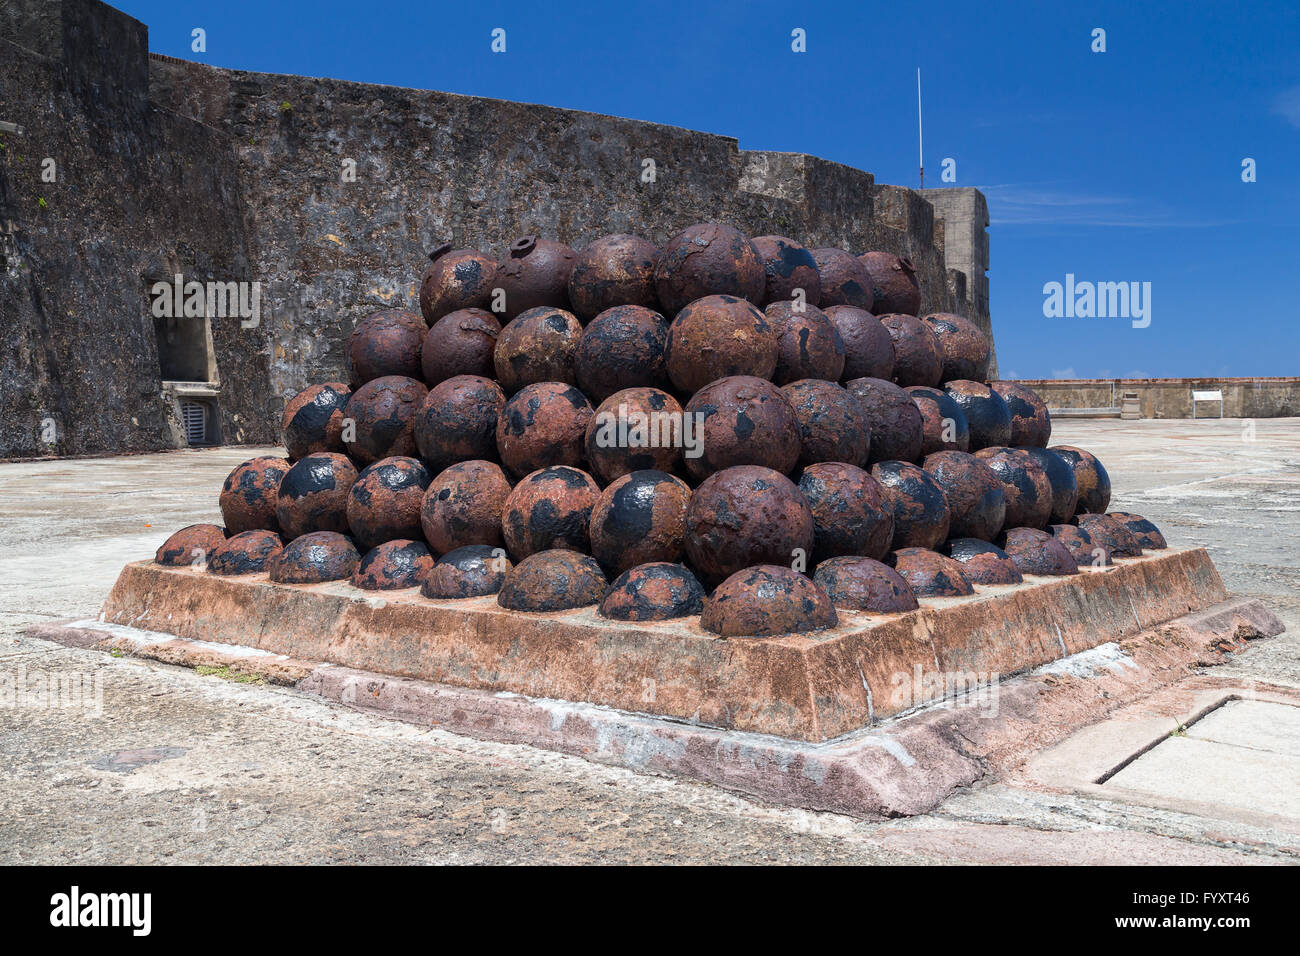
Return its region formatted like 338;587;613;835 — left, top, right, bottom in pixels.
180;400;208;445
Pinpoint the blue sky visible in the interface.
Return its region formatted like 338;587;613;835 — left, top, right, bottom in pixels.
120;0;1300;379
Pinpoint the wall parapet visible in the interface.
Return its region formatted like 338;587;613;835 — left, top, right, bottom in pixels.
1012;378;1300;420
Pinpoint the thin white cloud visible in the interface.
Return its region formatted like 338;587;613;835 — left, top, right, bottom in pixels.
1273;86;1300;128
981;183;1235;228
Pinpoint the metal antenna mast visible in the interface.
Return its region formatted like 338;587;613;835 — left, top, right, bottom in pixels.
917;68;924;189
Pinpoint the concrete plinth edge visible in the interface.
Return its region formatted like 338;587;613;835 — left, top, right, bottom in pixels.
25;595;1284;819
94;548;1231;742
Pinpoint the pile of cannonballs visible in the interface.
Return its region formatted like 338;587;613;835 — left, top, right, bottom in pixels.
155;223;1169;638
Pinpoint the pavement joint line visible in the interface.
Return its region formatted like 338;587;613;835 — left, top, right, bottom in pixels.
1179;734;1300;759
927;799;1300;861
1125;464;1300;498
1179;699;1300;758
1093;694;1243;785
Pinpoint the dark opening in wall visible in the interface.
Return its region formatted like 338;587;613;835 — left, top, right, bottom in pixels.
179;398;218;445
153;314;213;382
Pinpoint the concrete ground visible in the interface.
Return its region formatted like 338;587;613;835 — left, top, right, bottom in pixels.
1;419;1298;864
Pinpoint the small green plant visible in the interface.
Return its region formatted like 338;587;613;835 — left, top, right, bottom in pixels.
1170;720;1188;737
37;197;47;209
195;664;265;684
280;100;292;112
109;648;124;658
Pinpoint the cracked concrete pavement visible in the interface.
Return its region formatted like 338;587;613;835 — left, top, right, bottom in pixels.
1;418;1297;864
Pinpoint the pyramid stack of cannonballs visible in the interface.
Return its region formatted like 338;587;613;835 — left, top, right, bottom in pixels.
156;223;1169;638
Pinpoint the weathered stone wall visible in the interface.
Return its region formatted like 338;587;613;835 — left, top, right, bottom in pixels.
1;0;993;459
0;0;273;458
1015;378;1300;419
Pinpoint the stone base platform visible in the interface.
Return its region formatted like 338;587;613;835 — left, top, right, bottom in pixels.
30;593;1284;818
92;548;1229;744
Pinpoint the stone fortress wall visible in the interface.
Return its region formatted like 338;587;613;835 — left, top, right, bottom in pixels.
0;0;992;459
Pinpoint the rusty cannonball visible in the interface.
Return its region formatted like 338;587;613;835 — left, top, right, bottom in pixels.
999;527;1079;576
751;235;822;307
282;383;352;461
845;377;923;464
420;308;501;384
922;450;1006;541
574;305;670;403
990;381;1052;447
494;305;582;393
497;549;607;612
810;248;873;310
653;222;765;316
880;313;943;388
208;530;284;576
683;376;802;481
269;531;360;584
797;462;893;562
1108;512;1167;550
589;470;691;577
766;302;845;384
495;382;594;480
941;538;1023;585
684;465;815;587
887;548;975;598
495;236;577;320
824;306;893;382
346;456;431;551
420;460;512;554
500;465;600;560
413;374;506;473
944;380;1012;450
599;562;707;622
664;295;777;394
701;565;838;637
871;460;952;551
782;379;871;468
419;246;498;324
156;524;228;567
421;544;511;599
351;540;434;590
1017;447;1079;524
1051;445;1112;515
974;446;1053;530
343;375;428;465
1050;523;1112;567
906;385;970;456
1076;513;1142;557
275;452;359;540
858;252;921;317
346;309;425;386
567;234;660;321
584;388;685;484
922;313;990;384
220;456;291;534
813;556;918;614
